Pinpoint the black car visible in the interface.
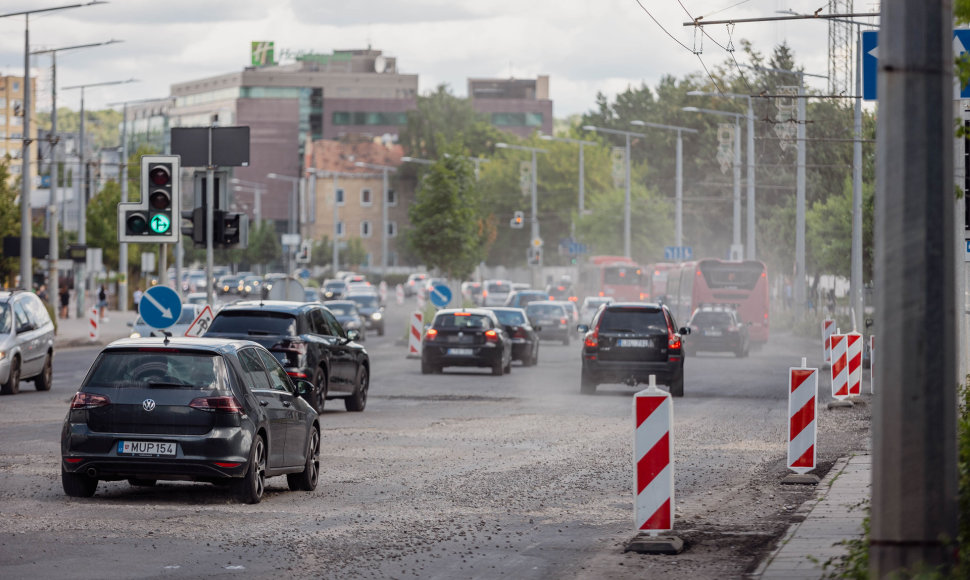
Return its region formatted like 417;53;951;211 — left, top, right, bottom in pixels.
321;279;348;300
686;307;750;357
526;301;573;345
323;300;366;342
346;293;385;336
485;307;540;366
421;309;512;375
60;337;320;504
205;301;369;413
578;302;690;397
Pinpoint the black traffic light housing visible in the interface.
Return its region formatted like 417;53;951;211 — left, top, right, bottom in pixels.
118;155;181;243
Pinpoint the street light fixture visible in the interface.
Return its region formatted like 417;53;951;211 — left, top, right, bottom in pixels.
496;142;547;286
686;90;758;261
581;125;646;259
681;107;745;259
354;161;398;277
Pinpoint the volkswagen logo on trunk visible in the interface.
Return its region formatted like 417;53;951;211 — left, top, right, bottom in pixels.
142;399;157;412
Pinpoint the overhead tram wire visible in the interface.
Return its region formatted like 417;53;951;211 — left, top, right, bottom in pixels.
676;0;755;92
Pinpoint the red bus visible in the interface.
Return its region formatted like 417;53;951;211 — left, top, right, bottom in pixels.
644;262;680;302
577;255;648;302
664;259;770;343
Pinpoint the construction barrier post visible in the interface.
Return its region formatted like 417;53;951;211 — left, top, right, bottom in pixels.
625;375;683;554
821;319;835;367
783;357;820;484
827;332;853;408
407;311;423;359
846;332;863;397
88;306;99;342
395;284;404;305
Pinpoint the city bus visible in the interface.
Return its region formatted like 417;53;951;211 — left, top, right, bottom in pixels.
664;259;770;343
576;255;648;302
643;262;681;303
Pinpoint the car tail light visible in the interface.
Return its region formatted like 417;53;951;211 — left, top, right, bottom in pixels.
70;392;110;409
287;371;309;379
598;291;604;297
585;326;599;348
426;328;438;340
484;329;499;342
668;329;682;350
549;295;555;300
569;296;578;302
214;462;242;468
63;457;83;464
639;292;648;300
482;290;488;298
190;396;244;413
560;318;568;325
513;326;528;339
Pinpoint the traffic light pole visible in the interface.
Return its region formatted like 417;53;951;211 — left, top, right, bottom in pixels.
206;126;215;306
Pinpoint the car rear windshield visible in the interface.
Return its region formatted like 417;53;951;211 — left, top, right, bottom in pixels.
434;314;491;329
691;311;734;326
84;350;229;390
208;312;298;336
492;310;527;326
527;303;565;317
598;308;668;333
349;295;379;308
325;281;346;289
487;282;508;292
326;303;355;316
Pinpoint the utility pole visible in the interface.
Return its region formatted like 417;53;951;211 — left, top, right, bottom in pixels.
871;2;957;576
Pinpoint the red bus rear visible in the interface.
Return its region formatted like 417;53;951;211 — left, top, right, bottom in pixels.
665;259;769;343
577;256;648;302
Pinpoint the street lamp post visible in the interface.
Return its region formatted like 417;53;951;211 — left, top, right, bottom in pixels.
496;143;547;287
581;125;646;259
630;120;698;258
31;38;120;312
1;0;106;292
267;173;301;274
687;90;758;261
63;77;137;316
354;161;398;278
682;107;746;258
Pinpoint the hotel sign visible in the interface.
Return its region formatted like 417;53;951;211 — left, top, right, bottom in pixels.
251;41;275;67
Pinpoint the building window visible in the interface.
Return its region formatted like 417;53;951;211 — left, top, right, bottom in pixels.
361;220;372;238
387;221;397;237
336;188;345;205
331;111;408;126
387;188;397;206
491;112;543;127
9;116;21;127
336;221;345;237
12;82;19;92
360;188;372;206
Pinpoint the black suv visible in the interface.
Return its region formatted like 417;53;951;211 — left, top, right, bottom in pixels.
205;301;369;413
577;303;690;396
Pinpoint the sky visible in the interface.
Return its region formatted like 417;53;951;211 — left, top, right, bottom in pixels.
0;0;877;118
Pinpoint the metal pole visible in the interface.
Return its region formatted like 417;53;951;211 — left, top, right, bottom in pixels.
76;86;86;318
289;179;297;275
48;51;59;313
531;148;540;287
205;126;214;306
851;26;863;331
579;141;586;215
871;1;957;575
675;130;684;251
794;83;807;317
332;174;339;274
118;102;128;310
624;132;631;258
733;116;742;253
20;15;31;289
255;186;262;225
746;97;756;260
381;166;388;278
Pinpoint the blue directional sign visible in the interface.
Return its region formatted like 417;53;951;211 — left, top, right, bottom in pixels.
864;29;970;100
664;246;693;261
139;285;182;330
429;284;452;308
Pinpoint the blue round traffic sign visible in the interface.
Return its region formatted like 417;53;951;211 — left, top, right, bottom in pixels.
139;285;182;330
429;284;452;308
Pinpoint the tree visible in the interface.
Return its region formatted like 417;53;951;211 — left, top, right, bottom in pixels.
86;180;121;271
407;145;492;280
246;221;282;273
0;162;19;285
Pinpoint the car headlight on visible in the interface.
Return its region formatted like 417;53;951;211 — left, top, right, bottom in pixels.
129;332;142;338
0;350;6;361
371;312;382;321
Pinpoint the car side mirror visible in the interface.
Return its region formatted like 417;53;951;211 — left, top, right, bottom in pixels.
533;325;542;332
577;324;589;333
346;329;361;342
293;379;313;397
679;326;691;335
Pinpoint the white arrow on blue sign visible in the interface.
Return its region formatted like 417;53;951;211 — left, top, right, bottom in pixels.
139;285;182;330
430;284;452;308
864;29;970;101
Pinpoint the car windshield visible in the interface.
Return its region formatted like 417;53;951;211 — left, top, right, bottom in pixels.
84;350;228;390
208;312;298;336
527;304;565;317
349;295;379;308
492;310;526;326
325;281;346;289
0;303;10;334
434;313;490;329
691;311;734;326
327;303;356;316
599;308;668;334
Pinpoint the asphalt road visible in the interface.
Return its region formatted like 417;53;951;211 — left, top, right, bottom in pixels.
0;299;871;579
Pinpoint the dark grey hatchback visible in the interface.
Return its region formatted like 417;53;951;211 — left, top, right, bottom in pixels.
61;337;320;504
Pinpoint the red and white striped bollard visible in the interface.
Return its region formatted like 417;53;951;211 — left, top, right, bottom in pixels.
634;375;674;533
407;311;423;359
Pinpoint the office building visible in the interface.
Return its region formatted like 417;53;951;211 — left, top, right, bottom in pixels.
468;75;553;138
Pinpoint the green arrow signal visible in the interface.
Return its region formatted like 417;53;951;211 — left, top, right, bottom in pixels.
150;214;171;234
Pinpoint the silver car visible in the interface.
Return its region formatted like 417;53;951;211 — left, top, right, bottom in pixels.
0;290;55;395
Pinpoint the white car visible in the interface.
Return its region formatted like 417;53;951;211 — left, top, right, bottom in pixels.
482;279;513;307
128;304;204;338
579;296;614;325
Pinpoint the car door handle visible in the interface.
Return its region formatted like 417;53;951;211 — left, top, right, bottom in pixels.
259;399;269;406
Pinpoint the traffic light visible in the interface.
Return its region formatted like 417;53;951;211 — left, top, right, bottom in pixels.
214;210;248;248
295;240;311;263
510;211;524;229
527;247;542;266
118;155;180;243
